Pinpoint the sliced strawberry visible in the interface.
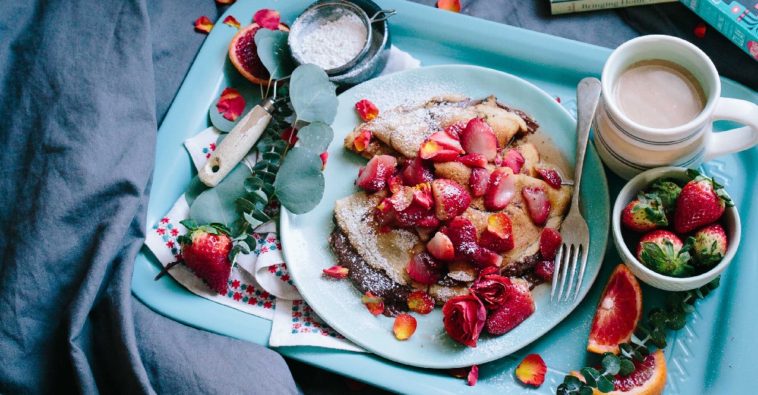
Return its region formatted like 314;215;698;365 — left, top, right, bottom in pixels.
444;120;467;139
407;290;435;314
486;279;535;335
395;203;439;228
461;118;498;161
442;216;479;258
457;153;487;168
356;155;397;192
522;186;550;226
469;168;489;198
479;213;514;253
427;231;456;261
536;167;562;189
401;157;434;185
431;179;471;220
412;182;434;209
539;228;562;260
387;174;403;194
374;198;396;231
484;168;516;211
534;260;555;282
388;186;415;212
429;130;464;152
355;98;379;122
406;251;444;285
515;354;547;387
322;265;349;279
419;140;460;162
502;148;525;174
470;246;503;268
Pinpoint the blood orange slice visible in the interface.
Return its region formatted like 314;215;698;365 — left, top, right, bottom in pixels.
228;23;289;86
587;264;642;355
571;349;667;395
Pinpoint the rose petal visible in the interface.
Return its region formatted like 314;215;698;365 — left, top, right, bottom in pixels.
322;265;348;279
393;313;417;340
361;291;385;316
194;16;214;34
437;0;461;12
215;88;246;121
254;9;281;30
280;127;298;146
355;99;379;122
223;15;241;29
407;290;435;314
216;0;236;4
467;365;479;386
320;152;328;170
353;130;372;152
694;22;707;39
515;354;547;387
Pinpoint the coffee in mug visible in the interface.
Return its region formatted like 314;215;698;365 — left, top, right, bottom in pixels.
615;60;706;129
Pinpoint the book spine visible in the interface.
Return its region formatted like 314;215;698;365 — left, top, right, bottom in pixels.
551;0;677;15
680;0;758;61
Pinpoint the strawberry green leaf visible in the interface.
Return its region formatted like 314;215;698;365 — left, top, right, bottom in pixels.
255;29;295;80
274;147;325;214
297;121;333;152
289;64;337;124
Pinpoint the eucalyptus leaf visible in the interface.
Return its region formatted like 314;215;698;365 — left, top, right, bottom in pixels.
274;147;325;214
185;176;208;206
289;64;337;123
297;121;333;152
580;368;599;387
254;29;295;80
189;163;250;231
244;212;264;229
596;375;615;393
601;354;621;375
619;358;635;376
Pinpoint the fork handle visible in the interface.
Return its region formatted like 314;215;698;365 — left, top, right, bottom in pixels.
572;78;602;208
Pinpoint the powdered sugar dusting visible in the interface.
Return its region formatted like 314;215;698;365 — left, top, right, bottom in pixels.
334;192;418;286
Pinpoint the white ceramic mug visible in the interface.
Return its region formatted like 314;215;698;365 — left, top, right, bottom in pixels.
593;35;758;180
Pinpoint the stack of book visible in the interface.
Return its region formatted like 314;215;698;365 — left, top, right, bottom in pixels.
550;0;758;61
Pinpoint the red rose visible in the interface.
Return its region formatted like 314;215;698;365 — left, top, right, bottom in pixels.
469;272;513;310
442;294;487;347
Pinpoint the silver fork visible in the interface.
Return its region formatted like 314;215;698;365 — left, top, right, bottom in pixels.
551;77;602;303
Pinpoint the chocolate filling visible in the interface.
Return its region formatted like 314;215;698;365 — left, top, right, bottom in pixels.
329;227;411;316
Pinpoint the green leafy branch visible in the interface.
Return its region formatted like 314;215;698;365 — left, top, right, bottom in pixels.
557;277;721;395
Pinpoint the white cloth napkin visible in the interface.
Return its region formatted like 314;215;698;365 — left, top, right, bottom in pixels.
145;46;420;351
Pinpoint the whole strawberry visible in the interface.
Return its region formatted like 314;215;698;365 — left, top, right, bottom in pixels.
648;178;682;215
636;230;693;277
621;193;668;232
674;170;732;234
688;223;728;268
178;221;233;295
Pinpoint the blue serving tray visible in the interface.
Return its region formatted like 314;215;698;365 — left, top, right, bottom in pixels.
131;1;758;393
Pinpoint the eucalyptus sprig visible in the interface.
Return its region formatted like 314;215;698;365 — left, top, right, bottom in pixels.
557;277;721;395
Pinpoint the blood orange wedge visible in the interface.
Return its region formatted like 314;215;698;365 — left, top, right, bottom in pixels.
228;23;289;86
571;349;667;395
587;264;642;355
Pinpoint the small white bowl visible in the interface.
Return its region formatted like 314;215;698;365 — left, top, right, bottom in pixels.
612;166;741;291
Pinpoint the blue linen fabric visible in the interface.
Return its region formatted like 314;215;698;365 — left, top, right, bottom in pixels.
0;1;751;394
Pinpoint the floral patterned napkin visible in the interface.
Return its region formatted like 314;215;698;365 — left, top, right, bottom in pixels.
145;46;421;352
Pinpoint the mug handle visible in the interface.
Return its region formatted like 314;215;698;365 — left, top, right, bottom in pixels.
702;98;758;162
